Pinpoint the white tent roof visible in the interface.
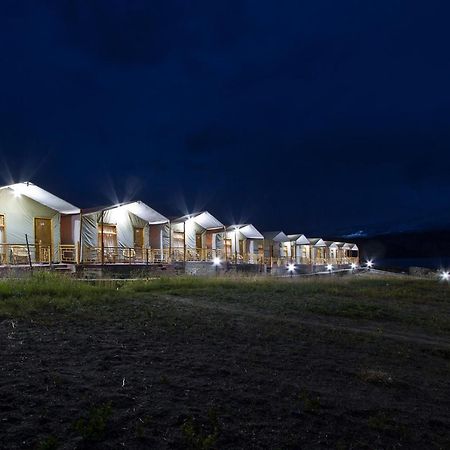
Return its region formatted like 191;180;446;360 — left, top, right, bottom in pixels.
287;234;310;245
351;244;359;251
84;201;168;224
227;224;264;240
263;231;289;242
173;211;224;230
308;238;327;247
0;182;80;214
330;241;345;249
126;201;168;224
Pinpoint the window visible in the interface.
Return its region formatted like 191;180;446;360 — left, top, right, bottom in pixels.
172;231;184;248
98;224;117;249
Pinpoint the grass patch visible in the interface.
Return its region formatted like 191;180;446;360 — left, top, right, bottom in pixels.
0;272;117;317
1;273;449;335
358;369;394;385
181;409;220;450
73;402;113;442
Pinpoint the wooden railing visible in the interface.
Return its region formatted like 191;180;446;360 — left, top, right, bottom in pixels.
79;246;264;264
265;256;359;267
81;246;167;264
0;243;52;265
171;248;226;262
0;243;360;268
59;245;78;263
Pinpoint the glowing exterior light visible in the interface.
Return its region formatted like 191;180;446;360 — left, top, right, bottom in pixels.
287;263;295;272
213;257;221;266
326;264;333;271
351;263;357;270
441;271;449;281
366;260;373;268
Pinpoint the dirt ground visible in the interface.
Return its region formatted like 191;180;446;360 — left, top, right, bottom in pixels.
1;278;450;449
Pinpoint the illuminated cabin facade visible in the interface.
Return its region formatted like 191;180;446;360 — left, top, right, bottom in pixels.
79;201;169;264
170;212;225;261
286;234;312;264
225;224;264;264
0;182;360;269
0;182;80;264
262;231;290;265
264;233;359;268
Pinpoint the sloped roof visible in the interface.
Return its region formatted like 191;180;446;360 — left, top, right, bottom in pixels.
308;238;327;247
0;182;79;214
172;211;224;230
287;234;310;245
227;224;264;240
83;201;168;224
262;231;289;242
330;241;345;248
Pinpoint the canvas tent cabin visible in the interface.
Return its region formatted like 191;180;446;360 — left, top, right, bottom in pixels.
325;241;359;266
308;238;328;265
80;201;169;264
328;241;344;264
225;224;264;264
0;182;80;265
286;234;312;264
342;242;359;264
170;211;225;261
262;231;290;266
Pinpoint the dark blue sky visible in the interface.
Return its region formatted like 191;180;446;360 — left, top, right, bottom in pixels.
1;1;450;234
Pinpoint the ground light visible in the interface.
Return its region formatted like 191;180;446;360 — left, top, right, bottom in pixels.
287;263;295;277
213;257;221;275
351;263;357;270
440;271;449;281
366;260;373;269
326;264;333;272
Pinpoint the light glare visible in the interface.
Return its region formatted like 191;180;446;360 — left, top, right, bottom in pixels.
441;271;449;281
287;263;295;272
213;257;221;266
326;264;333;271
366;260;373;268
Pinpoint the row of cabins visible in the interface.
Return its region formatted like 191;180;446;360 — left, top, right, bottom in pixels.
0;182;359;268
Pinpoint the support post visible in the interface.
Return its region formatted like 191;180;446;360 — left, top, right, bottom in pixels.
223;226;227;262
234;229;238;264
25;234;33;271
77;210;82;264
168;221;172;263
183;221;186;262
101;210;104;266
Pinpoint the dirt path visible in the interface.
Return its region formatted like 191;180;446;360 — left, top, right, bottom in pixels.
163;294;450;349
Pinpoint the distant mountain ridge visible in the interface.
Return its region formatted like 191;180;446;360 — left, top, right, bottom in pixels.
335;208;450;239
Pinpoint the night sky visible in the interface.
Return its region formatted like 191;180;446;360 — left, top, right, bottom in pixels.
1;1;450;235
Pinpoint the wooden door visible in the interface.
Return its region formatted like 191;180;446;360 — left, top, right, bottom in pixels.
196;233;202;249
134;227;144;248
239;240;244;258
134;227;144;261
35;218;52;262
